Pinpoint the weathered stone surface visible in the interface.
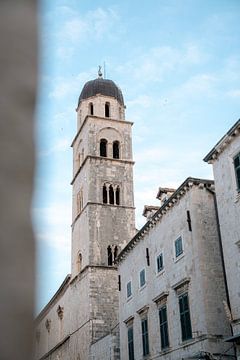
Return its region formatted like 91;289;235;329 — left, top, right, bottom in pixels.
119;183;232;360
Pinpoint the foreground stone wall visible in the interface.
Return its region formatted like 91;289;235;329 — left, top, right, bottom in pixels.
0;1;37;359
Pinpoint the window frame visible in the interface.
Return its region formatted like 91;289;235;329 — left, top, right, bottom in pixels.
233;151;240;192
141;317;150;356
139;268;146;288
127;325;134;360
178;292;192;342
159;305;170;350
174;236;184;259
127;281;132;299
156;252;164;274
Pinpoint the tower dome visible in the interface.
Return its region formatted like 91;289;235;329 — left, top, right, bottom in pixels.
78;76;124;106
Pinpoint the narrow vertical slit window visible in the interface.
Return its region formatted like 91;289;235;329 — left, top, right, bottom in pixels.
116;186;120;205
187;210;192;231
114;246;118;262
113;141;120;159
89;102;94;115
107;246;113;266
159;305;169;349
128;326;134;360
105;102;110;117
127;281;132;298
141;318;149;356
146;248;150;266
100;139;107;157
103;185;107;204
140;269;146;287
157;253;164;273
109;185;114;204
234;152;240;191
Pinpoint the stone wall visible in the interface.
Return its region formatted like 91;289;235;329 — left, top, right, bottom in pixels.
118;182;232;360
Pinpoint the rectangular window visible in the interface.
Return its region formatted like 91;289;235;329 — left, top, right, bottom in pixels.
140;269;146;287
159;305;169;349
157;253;164;273
175;236;183;258
127;281;132;298
234;152;240;191
128;326;134;360
179;293;192;341
141;318;149;356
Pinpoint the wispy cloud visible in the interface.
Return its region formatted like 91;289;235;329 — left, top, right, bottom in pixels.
39;138;70;157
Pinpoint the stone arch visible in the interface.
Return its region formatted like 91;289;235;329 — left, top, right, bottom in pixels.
105;102;110;117
113;140;120;159
100;138;107;157
107;246;113;266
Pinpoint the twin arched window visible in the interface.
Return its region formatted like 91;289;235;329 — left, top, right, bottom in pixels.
103;184;120;205
107;245;118;266
88;102;110;117
99;139;120;159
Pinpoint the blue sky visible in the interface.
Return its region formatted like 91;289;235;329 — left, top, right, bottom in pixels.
35;0;240;312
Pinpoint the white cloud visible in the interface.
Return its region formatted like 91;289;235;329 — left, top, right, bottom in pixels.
34;202;72;251
39;138;70;157
57;7;120;44
226;89;240;98
117;44;209;84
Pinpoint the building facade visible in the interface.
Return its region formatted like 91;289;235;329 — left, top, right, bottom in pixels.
117;177;233;360
35;72;136;360
35;73;239;360
204;120;240;359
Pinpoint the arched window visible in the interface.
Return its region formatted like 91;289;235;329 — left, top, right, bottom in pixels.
100;139;107;157
109;185;114;204
107;246;113;266
113;141;120;159
89;102;94;115
105;102;110;117
77;253;82;272
103;184;107;204
114;246;118;263
116;186;120;205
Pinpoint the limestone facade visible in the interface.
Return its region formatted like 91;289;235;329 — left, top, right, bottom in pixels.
35;76;135;360
204;120;240;359
117;178;233;360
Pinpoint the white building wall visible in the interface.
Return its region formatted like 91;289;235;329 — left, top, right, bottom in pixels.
119;183;232;360
209;131;240;357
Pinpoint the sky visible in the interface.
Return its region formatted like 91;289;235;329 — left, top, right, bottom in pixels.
35;0;240;312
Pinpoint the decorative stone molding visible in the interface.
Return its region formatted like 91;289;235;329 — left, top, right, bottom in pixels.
172;277;191;295
45;319;51;332
137;305;149;316
57;305;64;320
152;291;169;306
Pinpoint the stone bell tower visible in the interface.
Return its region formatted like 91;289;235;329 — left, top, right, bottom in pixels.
70;69;135;353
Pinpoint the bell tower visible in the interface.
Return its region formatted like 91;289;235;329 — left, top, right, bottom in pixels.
71;70;136;278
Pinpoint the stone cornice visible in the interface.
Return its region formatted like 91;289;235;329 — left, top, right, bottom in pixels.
71;202;135;228
203;119;240;163
71;115;133;147
71;155;134;185
116;177;214;264
38;335;70;360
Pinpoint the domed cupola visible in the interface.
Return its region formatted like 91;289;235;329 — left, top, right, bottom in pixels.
78;68;124;107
